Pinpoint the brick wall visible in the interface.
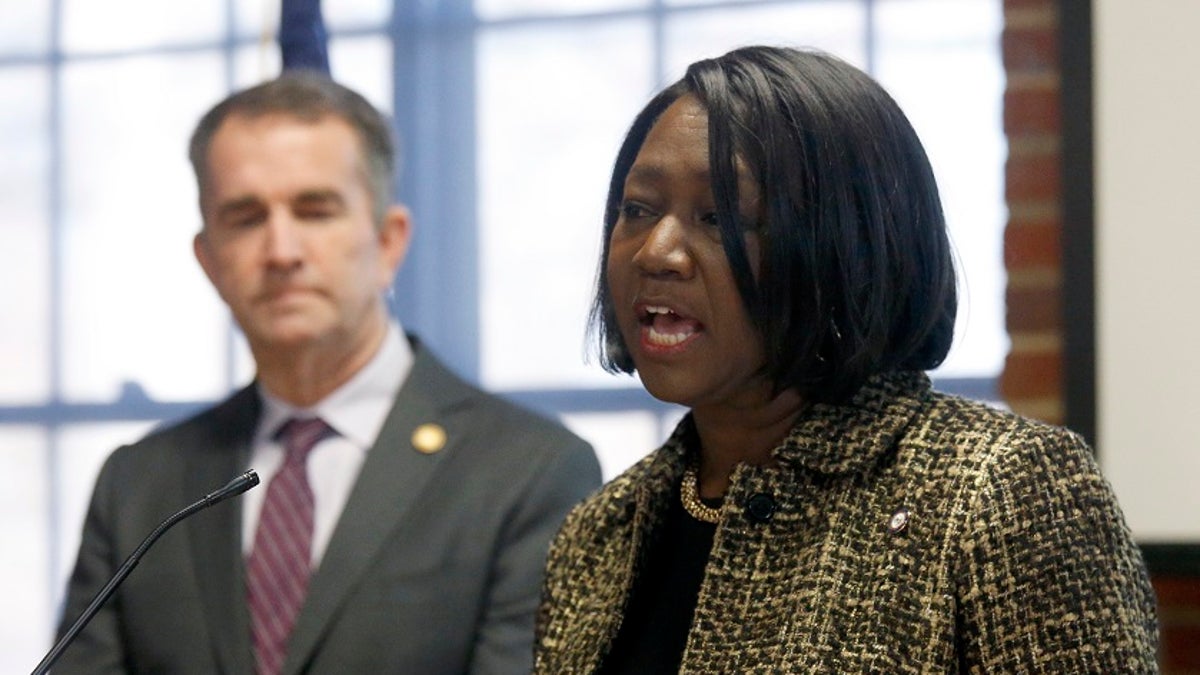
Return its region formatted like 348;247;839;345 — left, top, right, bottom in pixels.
1000;0;1063;424
999;1;1199;671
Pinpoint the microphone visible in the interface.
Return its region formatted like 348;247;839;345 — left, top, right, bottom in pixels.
32;471;260;675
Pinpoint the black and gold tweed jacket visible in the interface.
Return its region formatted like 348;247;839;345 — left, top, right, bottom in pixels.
535;371;1158;673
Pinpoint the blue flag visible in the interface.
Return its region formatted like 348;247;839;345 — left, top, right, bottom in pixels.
279;0;330;75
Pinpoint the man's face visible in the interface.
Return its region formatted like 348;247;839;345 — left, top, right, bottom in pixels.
193;113;409;358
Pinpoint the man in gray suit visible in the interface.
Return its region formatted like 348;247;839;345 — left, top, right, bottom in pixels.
54;72;601;674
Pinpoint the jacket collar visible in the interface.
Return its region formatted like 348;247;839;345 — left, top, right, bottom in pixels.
775;370;932;475
650;370;932;480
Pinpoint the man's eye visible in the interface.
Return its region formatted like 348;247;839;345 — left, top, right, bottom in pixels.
298;205;338;219
226;212;265;229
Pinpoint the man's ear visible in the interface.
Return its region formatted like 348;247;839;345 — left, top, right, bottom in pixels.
377;204;413;287
193;230;218;287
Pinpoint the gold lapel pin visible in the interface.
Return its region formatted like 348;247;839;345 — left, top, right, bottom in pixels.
411;423;447;455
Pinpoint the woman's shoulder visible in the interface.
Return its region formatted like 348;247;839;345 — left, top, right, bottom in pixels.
909;389;1100;486
918;390;1084;449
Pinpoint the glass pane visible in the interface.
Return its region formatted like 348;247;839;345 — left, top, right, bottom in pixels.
61;0;224;52
476;0;649;21
875;0;1006;377
59;54;232;403
53;422;159;605
877;0;999;44
233;329;257;387
233;36;392;115
665;0;766;5
561;409;685;480
323;0;392;27
0;427;51;672
0;67;51;404
329;35;393;115
233;0;279;42
664;1;868;78
0;1;51;55
477;19;655;390
233;39;284;87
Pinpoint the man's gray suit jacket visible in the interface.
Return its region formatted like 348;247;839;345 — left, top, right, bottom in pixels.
54;340;601;674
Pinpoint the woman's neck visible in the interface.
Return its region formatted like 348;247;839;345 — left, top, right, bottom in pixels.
690;388;805;499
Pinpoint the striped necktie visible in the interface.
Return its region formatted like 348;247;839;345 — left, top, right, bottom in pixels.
246;417;334;675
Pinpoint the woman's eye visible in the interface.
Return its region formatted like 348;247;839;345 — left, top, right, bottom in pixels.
620;202;652;219
699;212;720;226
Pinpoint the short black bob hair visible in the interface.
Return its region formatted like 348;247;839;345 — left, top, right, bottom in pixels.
590;46;958;404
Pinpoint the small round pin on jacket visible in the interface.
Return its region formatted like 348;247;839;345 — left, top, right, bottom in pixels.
888;507;910;534
412;423;447;454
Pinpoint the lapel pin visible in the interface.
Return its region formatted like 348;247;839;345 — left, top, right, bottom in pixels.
411;423;447;455
887;507;910;534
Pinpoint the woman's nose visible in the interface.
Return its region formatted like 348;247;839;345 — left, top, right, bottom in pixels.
632;217;693;279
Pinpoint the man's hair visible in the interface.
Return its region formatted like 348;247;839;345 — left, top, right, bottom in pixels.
590;46;958;404
188;71;396;224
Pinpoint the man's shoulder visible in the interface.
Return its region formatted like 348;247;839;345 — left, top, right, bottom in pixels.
426;380;594;466
109;385;258;461
406;343;588;447
395;346;599;498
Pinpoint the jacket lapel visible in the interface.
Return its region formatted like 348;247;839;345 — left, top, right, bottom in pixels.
282;345;464;674
572;423;689;669
186;385;261;675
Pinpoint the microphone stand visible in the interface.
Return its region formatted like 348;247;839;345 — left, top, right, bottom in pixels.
31;471;259;675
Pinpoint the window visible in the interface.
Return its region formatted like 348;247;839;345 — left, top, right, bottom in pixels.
0;0;1002;668
467;0;1006;477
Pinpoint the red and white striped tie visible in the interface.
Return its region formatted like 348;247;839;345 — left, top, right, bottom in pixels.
246;417;333;675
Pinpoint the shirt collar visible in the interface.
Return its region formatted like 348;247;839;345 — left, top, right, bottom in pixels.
256;322;414;450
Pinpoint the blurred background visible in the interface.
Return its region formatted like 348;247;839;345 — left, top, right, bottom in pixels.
0;0;1194;671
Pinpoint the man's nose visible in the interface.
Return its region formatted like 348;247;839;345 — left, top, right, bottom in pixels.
263;213;303;267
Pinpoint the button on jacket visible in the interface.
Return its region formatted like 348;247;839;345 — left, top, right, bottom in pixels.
535;371;1158;673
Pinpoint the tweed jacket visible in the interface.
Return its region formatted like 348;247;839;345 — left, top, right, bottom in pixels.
535;371;1158;673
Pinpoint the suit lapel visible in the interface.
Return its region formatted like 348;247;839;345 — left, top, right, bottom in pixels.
187;386;260;675
283;345;465;674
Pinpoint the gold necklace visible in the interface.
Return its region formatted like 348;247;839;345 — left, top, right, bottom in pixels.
681;466;721;524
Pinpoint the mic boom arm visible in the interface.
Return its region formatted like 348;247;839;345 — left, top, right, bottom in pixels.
31;470;260;675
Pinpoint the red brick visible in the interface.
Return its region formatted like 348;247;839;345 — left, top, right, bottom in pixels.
1002;25;1059;73
1006;286;1061;332
1004;218;1061;269
1004;86;1061;135
1006;152;1061;202
999;349;1061;399
1004;0;1054;10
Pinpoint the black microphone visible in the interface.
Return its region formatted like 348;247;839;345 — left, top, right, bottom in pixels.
32;471;260;675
